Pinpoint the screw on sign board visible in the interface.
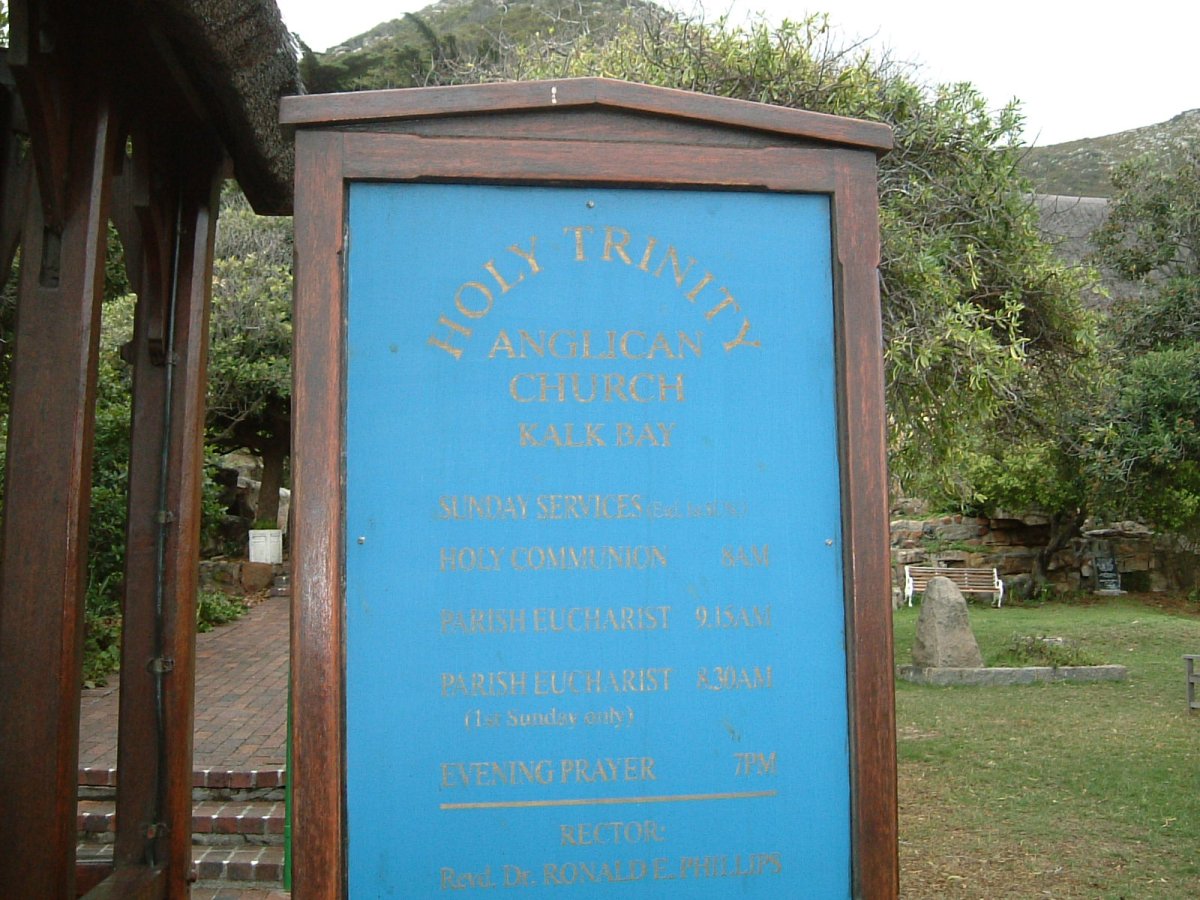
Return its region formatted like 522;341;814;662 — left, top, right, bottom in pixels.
283;79;896;899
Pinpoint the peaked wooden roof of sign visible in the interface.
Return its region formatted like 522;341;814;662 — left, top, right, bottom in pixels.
280;77;894;154
148;0;302;213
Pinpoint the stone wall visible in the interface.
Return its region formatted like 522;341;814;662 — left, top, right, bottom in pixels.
891;509;1199;604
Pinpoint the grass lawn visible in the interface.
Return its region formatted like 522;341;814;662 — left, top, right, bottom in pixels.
894;596;1200;898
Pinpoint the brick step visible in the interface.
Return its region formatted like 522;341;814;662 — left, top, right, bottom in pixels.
80;765;287;792
78;799;285;846
76;840;285;887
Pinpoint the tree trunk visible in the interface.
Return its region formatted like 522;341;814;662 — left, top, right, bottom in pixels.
1033;509;1086;586
256;439;286;527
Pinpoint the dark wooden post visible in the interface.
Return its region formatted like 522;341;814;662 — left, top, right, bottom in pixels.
0;77;120;900
833;157;900;900
290;128;349;899
110;135;224;897
0;57;31;278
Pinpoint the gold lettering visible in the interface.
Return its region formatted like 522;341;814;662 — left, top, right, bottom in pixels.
723;317;761;352
564;225;594;260
439;546;504;571
440;670;527;697
560;757;656;783
454;281;493;319
489;331;697;361
660;375;685;402
439;608;527;634
603;226;633;264
510;545;668;569
439;759;554;788
704;286;739;320
616;422;676;447
637;236;659;271
653;246;697;287
427;315;472;360
507;236;542;274
619;331;646;359
559;821;667;846
483;259;523;294
489;329;517;359
685;272;715;302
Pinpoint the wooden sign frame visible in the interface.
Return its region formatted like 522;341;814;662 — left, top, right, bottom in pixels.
283;78;895;898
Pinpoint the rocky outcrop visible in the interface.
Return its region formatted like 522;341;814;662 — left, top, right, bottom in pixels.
911;578;984;668
891;509;1197;603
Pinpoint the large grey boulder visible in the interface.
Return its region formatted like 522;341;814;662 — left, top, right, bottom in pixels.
912;576;984;668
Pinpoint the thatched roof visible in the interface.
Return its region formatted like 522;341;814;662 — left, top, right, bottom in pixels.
147;0;301;214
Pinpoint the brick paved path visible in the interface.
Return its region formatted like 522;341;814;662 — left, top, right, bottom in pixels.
79;594;289;773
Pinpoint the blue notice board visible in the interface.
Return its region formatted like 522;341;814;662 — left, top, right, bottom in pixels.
345;183;849;897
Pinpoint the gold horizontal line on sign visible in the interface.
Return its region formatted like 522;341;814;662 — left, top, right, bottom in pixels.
440;790;778;811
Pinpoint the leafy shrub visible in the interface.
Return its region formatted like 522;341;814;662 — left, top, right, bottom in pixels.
82;572;123;688
197;590;247;633
990;633;1101;668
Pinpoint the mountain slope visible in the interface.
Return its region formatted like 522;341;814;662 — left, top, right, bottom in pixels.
301;0;659;92
326;0;655;55
306;0;1197;204
1021;109;1200;197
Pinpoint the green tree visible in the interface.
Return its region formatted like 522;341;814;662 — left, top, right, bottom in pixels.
298;13;460;91
206;185;293;526
951;354;1107;585
82;291;136;682
467;11;1094;491
1091;144;1200;534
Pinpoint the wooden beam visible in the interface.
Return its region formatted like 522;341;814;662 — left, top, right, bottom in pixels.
110;137;175;880
75;861;114;896
159;157;223;900
7;0;71;228
834;152;900;900
291;128;348;899
80;863;166;900
113;140;223;897
0;80;120;897
280;77;894;153
0;56;32;289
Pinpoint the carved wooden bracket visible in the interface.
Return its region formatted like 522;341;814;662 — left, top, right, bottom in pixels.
112;124;174;366
7;0;71;231
0;57;32;292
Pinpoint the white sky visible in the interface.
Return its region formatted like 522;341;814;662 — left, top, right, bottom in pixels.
275;0;1199;147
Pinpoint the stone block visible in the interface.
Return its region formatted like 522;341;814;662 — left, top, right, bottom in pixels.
241;562;276;593
912;577;984;668
1118;554;1151;572
930;523;981;542
199;560;240;590
932;550;971;563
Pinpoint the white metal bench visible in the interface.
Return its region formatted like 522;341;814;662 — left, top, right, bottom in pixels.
904;564;1005;607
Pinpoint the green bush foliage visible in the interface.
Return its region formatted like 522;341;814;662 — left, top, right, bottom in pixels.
1091;142;1200;534
207;185;293;526
989;632;1102;668
460;11;1095;492
197;589;248;633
